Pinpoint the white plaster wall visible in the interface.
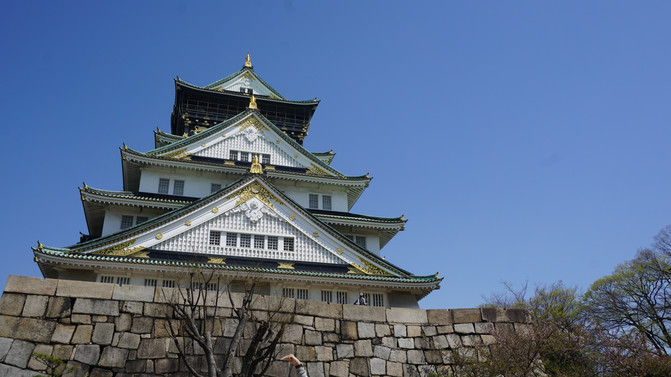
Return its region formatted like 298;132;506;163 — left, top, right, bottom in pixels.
194;130;302;168
101;207;167;237
272;181;349;212
138;168;236;198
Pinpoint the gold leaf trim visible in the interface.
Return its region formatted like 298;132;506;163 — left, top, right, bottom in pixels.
277;262;295;270
307;164;329;176
212;207;219;213
238;117;268;133
155;233;163;240
357;257;392;276
225;181;284;210
163;148;188;159
208;257;226;264
92;238;138;256
289;214;296;221
337;248;343;255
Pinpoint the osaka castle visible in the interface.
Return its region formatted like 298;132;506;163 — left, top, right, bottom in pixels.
33;54;442;308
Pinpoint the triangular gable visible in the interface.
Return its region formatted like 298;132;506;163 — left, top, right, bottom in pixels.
148;111;344;178
204;68;285;100
74;176;402;277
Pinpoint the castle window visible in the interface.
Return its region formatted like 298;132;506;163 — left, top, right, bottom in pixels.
371;293;384;307
144;279;157;287
336;291;348;304
229;150;237;160
226;233;238;247
209;231;221;246
267;236;278;250
322;195;332;210
136;216;148;225
261;154;271;165
100;276;114;284
207;282;218;291
240;234;251;248
355;236;366;248
240;152;249;163
283;237;294;252
282;288;295;298
321;291;333;304
162;280;175;288
116;277;130;286
173;180;185;196
120;216;134;229
309;194;319;209
211;183;221;193
296;289;308;300
254;235;265;249
158;178;170;194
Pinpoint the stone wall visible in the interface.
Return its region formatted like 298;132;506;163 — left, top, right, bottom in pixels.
0;275;527;377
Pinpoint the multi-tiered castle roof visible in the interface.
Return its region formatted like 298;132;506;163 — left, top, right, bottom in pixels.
33;54;441;308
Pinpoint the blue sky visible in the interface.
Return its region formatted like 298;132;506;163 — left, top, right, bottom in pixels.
1;1;670;309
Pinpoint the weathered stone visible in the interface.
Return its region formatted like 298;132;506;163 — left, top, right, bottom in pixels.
462;334;481;347
71;314;91;324
137;338;166;359
329;360;349;377
293;314;314;326
64;360;89;377
92;322;115;344
4;339;34;368
451;308;481;324
374;345;391;360
144;302;171;318
387;361;403;376
432;334;449;349
386;308;427;324
427;309;451;325
369;357;386;375
0;363;36;377
111;285;154;302
422;325;438;336
481;334;497;345
454;323;476;334
0;315;56;342
446;333;462;348
414;336;432;349
53;344;74;360
354;339;373;357
475;322;494;334
4;276;57;296
125;358;146;373
342;304;386;322
72;325;93;344
89;368;113;377
295;299;342;319
21;295;48;317
306;362;325;377
418;364;437;376
98;346;128;368
357;322;376;338
337;321;356;341
27;344;53;370
74;344;101;365
114;312;131;332
121;300;143;314
323;332;339;343
223;317;239;337
131;316;154;334
436;324;454;334
57;280;113;299
0;293;25;316
374;323;391;337
389;349;407;363
407;349;426;365
407;325;421;337
51;324;76;343
393;324;406;337
155;358;179;373
304;329;321;345
281;323;303;344
46;296;72;318
495;322;515;335
350;357;370;376
117;331;142;349
295;345;316;361
425;349;443;363
381;336;396;348
314;317;334;332
91;315;108;322
0;337;12;360
397;337;414;349
336;343;353;359
506;308;528;323
314;345;333;361
72;298;119;316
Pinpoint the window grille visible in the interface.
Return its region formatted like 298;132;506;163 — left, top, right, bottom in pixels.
267;236;278;250
209;231;221;246
207;282;218;291
282;288;295;298
261;154;271;165
355;236;367;248
240;152;249;162
283;237;294;252
336;291;348;304
162;280;175;288
371;293;384;307
136;216;148;225
191;282;203;291
100;276;114;284
254;235;265;249
240;234;251;248
321;291;333;304
158;178;170;194
296;289;308;300
144;279;157;287
322;195;332;210
226;233;238;247
120;216;134;229
173;180;185;196
116;277;130;286
229;150;238;160
309;194;319;209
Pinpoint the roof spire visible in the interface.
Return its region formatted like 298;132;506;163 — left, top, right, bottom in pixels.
248;94;258;110
244;52;253;69
250;154;263;174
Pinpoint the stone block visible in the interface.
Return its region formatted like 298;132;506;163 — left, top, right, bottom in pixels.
306;362;324;377
462;334;482;347
53;344;74;360
144;302;172;318
336;343;353;359
282;323;303;344
117;332;141;349
370;357;386;375
387;361;403;376
349;357;370;376
415;336;432;349
386;307;427;324
72;325;93;344
153;319;179;338
425;349;443;363
389;349;407;363
0;337;12;360
304;329;322;345
375;323;391;337
296;299;342;319
422;325;438;336
89;369;113;377
340;321;357;340
407;325;421;337
314;345;333;361
342;304;386;322
98;346;129;368
0;315;56;343
223;318;239;337
418;364;437;376
357;322;376;338
57;280;113;299
480;307;501;322
121;301;143;314
454;323;475;334
74;344;101;365
0;293;25;316
21;295;49;317
46;296;72;318
381;336;396;348
51;324;76;344
393;324;406;337
329;360;349;377
446;333;462;348
506;308;528;323
131;316;153;334
292;314;313;326
451;308;482;324
72;298;119;316
92;322;115;344
481;334;497;345
374;345;391;360
27;343;53;370
71;314;91;324
475;322;494;334
495;322;515;335
295;345;316;362
436;324;454;334
432;335;449;349
112;285;154;302
5;339;34;368
353;339;372;357
155;358;179;373
397;337;414;349
137;338;167;359
4;275;57;296
264;295;296;313
314;317;334;332
324;332;339;343
114;313;131;332
0;363;36;377
407;349;426;365
427;309;451;325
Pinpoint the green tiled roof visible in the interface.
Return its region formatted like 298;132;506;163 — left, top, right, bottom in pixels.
202;67;287;101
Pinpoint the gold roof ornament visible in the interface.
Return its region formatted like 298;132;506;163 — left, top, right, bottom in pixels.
250;154;263;174
244;52;253;69
248;95;258;110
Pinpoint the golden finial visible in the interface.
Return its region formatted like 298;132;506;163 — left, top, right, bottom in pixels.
82;182;88;189
329;149;334;154
37;241;43;249
365;172;370;178
435;272;439;278
122;143;128;150
250;154;263;174
313;97;317;102
248;95;258;110
400;214;405;221
244;52;253;68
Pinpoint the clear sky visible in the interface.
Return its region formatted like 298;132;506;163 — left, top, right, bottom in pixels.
1;1;670;309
